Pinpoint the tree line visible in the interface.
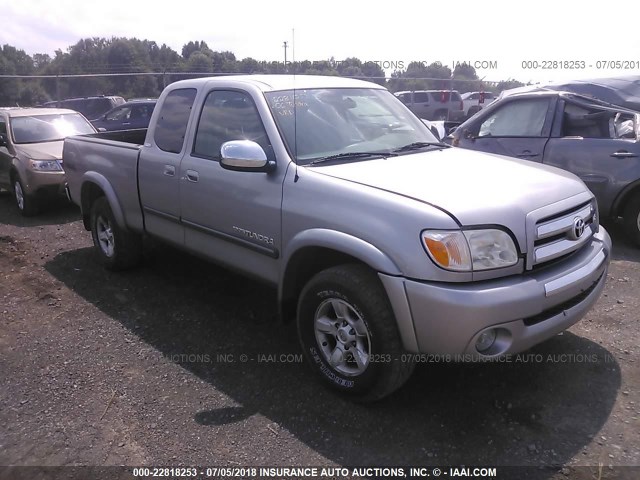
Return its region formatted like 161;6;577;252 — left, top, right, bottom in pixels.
0;38;526;106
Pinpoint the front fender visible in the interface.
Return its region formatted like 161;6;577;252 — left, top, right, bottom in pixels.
282;228;402;278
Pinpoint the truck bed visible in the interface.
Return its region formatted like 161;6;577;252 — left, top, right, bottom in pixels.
63;129;147;233
84;128;148;145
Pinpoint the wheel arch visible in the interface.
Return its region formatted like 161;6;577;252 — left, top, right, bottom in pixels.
278;229;402;324
611;180;640;219
80;172;126;231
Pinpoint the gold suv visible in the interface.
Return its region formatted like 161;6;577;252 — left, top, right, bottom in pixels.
0;108;96;216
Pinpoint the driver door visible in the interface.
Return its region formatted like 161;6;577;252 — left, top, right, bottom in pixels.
459;96;556;162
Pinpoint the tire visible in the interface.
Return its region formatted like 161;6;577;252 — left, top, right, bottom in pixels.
12;175;39;216
297;264;415;402
623;194;640;247
90;196;142;270
433;109;448;121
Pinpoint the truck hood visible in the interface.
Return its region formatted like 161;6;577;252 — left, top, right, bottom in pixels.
15;141;64;161
308;147;588;227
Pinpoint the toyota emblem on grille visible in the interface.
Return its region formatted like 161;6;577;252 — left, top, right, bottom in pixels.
571;217;586;240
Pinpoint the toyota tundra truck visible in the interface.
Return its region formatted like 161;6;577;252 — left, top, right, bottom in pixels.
63;75;611;401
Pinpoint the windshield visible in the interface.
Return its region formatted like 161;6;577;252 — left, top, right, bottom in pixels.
11;113;95;144
264;88;440;164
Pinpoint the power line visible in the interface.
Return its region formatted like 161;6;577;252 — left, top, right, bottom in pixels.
0;72;503;84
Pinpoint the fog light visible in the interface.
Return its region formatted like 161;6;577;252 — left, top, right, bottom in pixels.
476;329;497;353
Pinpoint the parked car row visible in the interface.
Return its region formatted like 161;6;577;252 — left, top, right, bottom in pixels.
394;89;496;121
394;90;465;121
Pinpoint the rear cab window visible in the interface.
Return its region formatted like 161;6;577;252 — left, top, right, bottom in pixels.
154;89;198;153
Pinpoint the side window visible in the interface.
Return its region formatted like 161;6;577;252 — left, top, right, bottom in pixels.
154;88;197;153
0;118;7;136
561;103;625;139
193;90;269;160
479;99;550;137
470;93;479;100
397;93;410;104
130;104;152;120
106;106;131;121
413;92;430;103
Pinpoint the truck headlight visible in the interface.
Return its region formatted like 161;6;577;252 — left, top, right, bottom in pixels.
29;160;63;172
422;228;518;271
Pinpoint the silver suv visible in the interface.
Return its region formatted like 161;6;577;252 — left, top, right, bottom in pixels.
395;90;465;121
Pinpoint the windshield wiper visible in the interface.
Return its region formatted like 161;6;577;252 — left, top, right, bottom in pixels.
392;141;450;153
307;151;397;166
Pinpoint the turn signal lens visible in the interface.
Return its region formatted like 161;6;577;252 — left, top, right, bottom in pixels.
422;231;471;271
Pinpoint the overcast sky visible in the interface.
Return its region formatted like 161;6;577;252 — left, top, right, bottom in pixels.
2;0;640;84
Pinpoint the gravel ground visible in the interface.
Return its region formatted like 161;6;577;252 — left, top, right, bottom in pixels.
0;192;639;480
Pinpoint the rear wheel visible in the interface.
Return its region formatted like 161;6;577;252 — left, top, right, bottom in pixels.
623;194;640;247
13;176;38;216
90;197;142;270
297;264;414;402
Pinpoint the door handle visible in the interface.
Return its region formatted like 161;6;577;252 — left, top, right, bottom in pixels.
610;151;637;158
517;150;539;158
163;165;175;176
185;170;199;182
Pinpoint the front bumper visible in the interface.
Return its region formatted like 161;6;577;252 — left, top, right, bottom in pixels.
23;169;66;198
379;227;611;357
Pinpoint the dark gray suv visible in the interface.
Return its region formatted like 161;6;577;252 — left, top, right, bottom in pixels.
451;90;640;246
41;96;125;121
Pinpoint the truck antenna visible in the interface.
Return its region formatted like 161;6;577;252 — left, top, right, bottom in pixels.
293;28;299;183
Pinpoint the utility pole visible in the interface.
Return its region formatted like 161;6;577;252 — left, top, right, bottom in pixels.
283;41;288;71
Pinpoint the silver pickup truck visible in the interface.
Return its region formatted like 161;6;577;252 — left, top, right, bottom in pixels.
64;75;611;401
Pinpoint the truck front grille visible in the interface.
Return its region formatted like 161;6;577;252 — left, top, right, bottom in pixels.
528;199;597;269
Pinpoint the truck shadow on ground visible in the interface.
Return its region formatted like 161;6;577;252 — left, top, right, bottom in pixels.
0;191;80;227
46;245;621;478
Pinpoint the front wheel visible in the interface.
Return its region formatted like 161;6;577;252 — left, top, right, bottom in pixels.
623;194;640;247
13;176;38;216
90;197;142;270
297;264;414;402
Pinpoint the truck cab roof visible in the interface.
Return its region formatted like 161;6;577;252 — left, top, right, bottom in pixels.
168;75;385;92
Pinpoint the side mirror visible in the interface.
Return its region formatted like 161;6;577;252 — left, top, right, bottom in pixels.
220;140;275;172
97;127;107;133
463;129;476;140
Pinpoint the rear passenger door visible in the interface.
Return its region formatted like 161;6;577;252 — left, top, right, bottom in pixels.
138;88;198;246
543;99;640;215
179;89;284;284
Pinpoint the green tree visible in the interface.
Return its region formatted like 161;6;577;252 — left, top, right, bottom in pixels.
452;62;481;93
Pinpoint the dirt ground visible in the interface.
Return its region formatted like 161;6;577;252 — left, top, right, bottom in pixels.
0;192;639;480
